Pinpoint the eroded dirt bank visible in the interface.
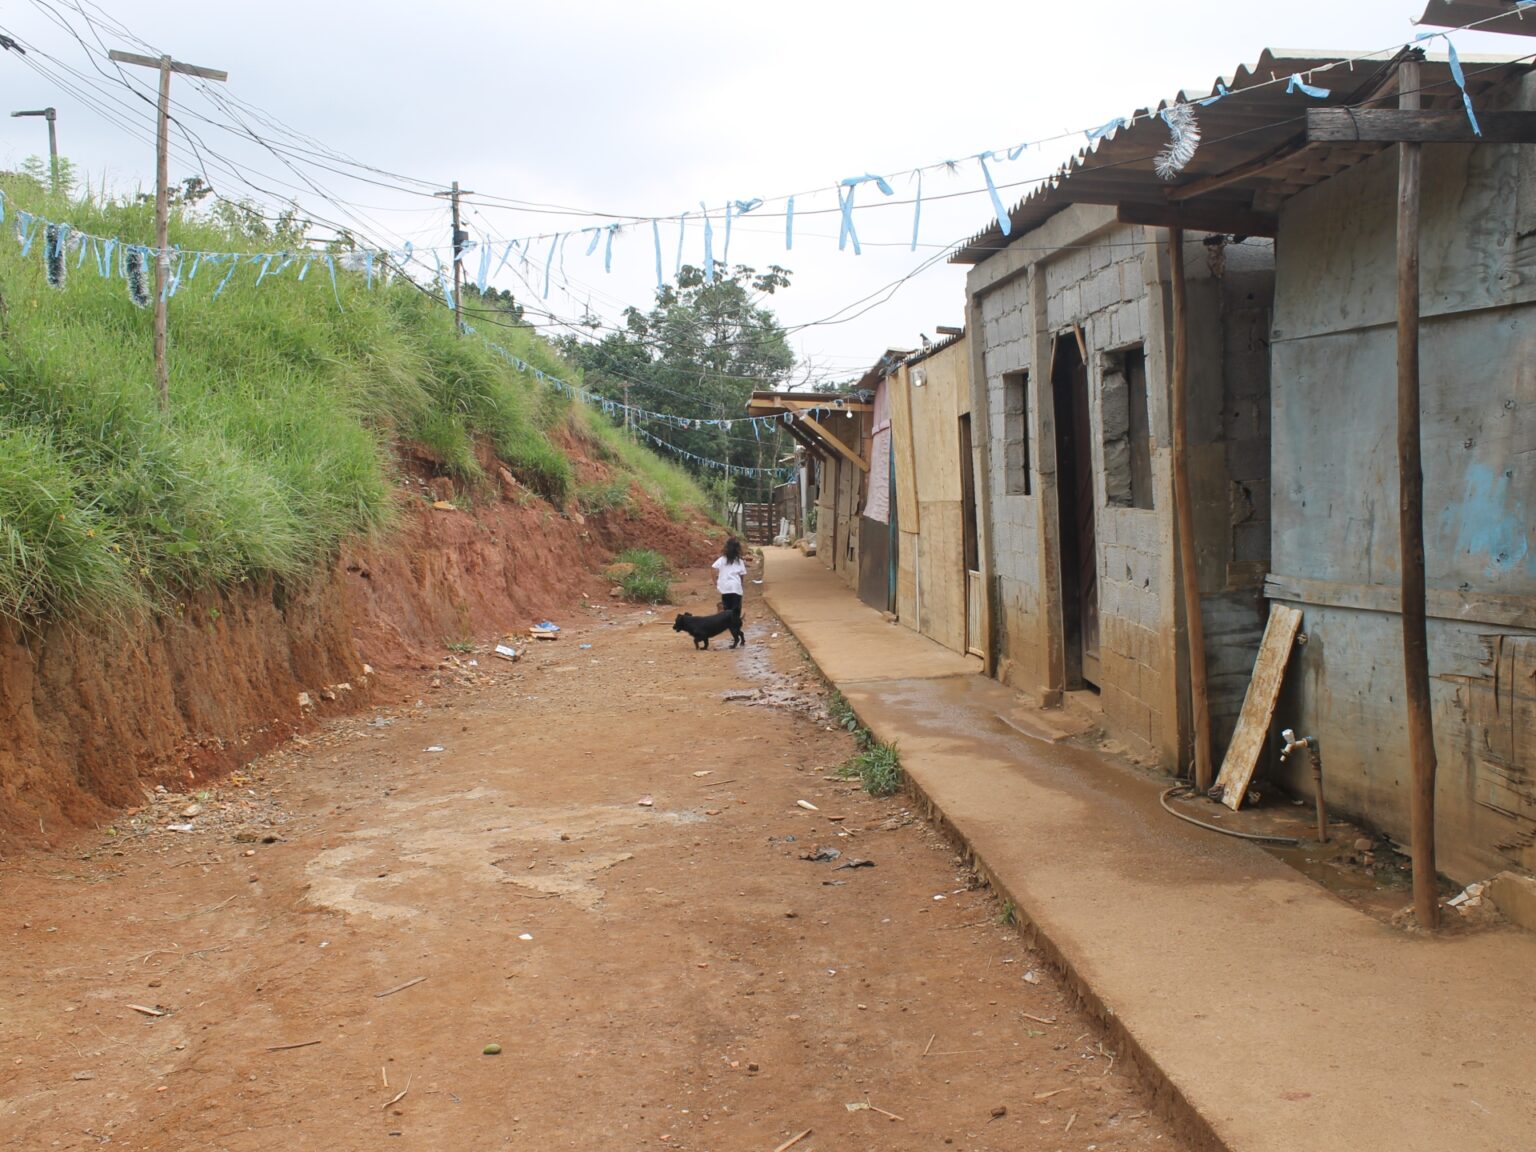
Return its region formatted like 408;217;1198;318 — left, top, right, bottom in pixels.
0;456;718;850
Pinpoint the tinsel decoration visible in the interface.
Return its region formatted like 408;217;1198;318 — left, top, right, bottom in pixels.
1154;104;1201;181
45;223;67;290
126;247;150;309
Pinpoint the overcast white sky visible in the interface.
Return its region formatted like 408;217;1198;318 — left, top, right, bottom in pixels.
0;1;1525;383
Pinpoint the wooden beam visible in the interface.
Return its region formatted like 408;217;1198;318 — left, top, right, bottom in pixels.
107;49;228;81
1308;107;1536;144
746;397;872;413
782;422;821;456
1264;573;1536;631
1117;201;1278;239
1166;135;1309;202
1167;226;1214;794
799;415;869;473
1395;56;1440;931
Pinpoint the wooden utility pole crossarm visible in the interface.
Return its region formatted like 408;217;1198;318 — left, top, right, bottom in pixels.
108;49;227;408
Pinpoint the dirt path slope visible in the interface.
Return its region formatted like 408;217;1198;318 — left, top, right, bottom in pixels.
0;572;1190;1151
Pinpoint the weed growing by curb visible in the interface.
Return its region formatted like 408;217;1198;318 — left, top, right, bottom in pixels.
827;688;873;750
840;740;904;798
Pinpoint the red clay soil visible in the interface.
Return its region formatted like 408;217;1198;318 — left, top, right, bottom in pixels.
0;443;722;853
0;580;1188;1151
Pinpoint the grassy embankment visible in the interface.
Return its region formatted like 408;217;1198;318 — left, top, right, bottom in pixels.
0;176;706;628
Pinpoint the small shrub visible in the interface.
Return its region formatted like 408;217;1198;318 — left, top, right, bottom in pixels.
576;479;632;516
839;741;903;798
621;570;673;603
615;548;669;579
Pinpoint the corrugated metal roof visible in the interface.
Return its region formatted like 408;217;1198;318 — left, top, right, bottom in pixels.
853;348;915;393
952;48;1532;264
903;329;965;367
1418;0;1536;38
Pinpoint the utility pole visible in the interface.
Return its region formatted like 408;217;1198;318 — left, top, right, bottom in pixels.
434;181;473;334
10;107;59;192
108;50;227;409
1395;52;1439;932
623;381;631;439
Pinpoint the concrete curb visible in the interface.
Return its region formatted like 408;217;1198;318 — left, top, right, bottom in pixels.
769;601;1229;1152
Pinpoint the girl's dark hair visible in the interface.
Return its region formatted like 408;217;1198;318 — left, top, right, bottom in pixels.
723;538;742;563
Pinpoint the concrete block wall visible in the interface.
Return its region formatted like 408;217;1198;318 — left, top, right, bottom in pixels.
973;214;1274;770
979;271;1046;690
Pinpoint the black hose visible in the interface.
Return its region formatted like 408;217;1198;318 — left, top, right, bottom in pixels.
1158;785;1300;846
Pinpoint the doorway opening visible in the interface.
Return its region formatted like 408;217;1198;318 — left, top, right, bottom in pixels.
1051;332;1099;690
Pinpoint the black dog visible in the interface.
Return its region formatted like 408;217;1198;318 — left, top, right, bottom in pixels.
673;608;744;650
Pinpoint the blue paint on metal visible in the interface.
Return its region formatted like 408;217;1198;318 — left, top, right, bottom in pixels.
1441;463;1531;578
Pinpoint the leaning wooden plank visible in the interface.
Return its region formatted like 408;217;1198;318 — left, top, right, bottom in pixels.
1215;603;1304;810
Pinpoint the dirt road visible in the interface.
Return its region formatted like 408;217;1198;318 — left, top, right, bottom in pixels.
1;570;1188;1151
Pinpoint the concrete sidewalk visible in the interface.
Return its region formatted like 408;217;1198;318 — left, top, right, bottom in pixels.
763;548;1536;1152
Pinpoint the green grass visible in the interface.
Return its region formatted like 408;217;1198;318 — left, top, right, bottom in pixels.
613;548;673;602
827;688;874;749
620;571;673;603
575;478;634;516
839;740;904;798
571;410;709;522
0;173;705;627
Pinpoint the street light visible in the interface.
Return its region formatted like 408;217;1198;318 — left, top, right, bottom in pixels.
11;107;59;192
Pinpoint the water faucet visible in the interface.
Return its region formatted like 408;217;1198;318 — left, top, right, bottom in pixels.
1279;728;1314;762
1279;728;1327;842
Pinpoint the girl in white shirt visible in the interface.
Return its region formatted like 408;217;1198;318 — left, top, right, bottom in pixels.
713;538;748;619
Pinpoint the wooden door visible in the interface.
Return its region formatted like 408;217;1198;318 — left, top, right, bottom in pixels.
958;414;985;659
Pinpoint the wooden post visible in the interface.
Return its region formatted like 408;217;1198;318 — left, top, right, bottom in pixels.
107;50;227;408
434;182;474;335
151;57;172;408
1396;54;1439;931
1167;226;1214;792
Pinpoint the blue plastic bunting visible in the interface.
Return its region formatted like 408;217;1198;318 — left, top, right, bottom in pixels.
911;172;922;252
212;252;242;299
836;185;860;254
977;152;1010;237
1419;34;1482;136
325;255;345;312
1086;117;1129;140
785;196;795;250
1286;74;1331;99
1198;82;1231;107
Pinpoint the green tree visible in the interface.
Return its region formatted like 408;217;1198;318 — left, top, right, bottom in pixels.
20;154;76;196
561;263;795;503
